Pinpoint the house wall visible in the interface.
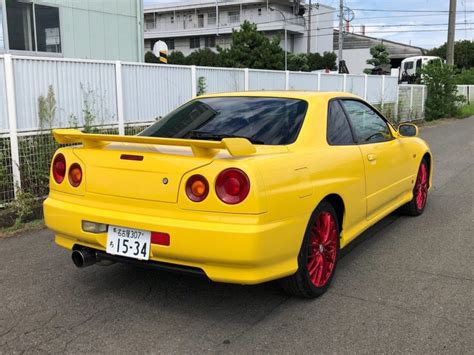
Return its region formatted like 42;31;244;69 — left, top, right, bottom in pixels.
341;48;371;74
1;0;143;61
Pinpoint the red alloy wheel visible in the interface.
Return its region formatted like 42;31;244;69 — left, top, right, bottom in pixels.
415;162;428;210
307;211;338;288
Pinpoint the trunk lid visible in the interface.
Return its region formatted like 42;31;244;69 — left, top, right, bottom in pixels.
73;143;213;203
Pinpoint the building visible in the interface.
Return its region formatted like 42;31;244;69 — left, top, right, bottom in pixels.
0;0;143;61
144;0;334;56
334;29;427;74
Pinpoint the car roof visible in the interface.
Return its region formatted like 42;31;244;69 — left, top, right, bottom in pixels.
198;91;360;100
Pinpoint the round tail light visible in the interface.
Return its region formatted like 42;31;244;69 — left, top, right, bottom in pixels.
186;175;209;202
69;163;83;187
215;168;250;204
52;153;66;184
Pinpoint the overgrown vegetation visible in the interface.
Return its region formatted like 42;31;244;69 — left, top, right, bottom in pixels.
38;85;57;130
197;76;207;96
458;102;474;118
145;21;337;72
420;61;465;120
454;68;474;85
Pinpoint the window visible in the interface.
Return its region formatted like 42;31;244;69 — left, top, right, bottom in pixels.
189;37;200;49
204;36;215;48
327;100;354;145
208;12;216;25
6;0;34;51
404;61;414;70
145;14;155;30
140;97;308;145
340;100;392;144
416;59;422;69
35;5;61;52
228;11;240;23
6;1;61;53
164;39;175;50
198;14;204;28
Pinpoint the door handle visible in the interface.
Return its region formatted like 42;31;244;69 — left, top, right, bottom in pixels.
367;154;377;162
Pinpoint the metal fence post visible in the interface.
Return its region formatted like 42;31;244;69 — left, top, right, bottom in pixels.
343;74;347;92
410;85;414;116
4;54;21;197
421;85;426;118
381;75;385;108
115;61;125;135
285;71;290;90
244;68;249;91
395;84;400;122
364;75;368;100
190;65;197;97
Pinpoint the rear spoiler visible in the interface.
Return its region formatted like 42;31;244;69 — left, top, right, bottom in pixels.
52;129;256;157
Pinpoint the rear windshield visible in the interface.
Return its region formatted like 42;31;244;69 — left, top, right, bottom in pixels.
140;97;308;145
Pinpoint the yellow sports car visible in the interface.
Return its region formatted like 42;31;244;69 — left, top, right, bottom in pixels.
44;92;432;298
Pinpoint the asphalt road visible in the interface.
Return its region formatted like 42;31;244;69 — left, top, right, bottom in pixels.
1;117;473;354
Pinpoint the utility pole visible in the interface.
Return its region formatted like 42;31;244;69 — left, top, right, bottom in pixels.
307;0;312;54
338;0;344;71
446;0;456;65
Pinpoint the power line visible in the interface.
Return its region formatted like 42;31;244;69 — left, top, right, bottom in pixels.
351;8;474;13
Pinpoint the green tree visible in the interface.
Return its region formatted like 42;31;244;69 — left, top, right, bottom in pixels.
218;21;284;70
420;61;465;120
185;48;221;67
306;52;337;72
428;40;474;69
144;51;160;63
364;44;391;74
168;51;187;65
288;53;310;72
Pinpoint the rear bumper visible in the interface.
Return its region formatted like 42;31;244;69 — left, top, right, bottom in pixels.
44;193;309;284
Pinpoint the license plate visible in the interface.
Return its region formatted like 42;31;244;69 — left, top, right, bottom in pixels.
106;226;151;260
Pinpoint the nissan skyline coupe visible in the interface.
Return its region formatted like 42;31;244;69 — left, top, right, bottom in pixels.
44;91;432;298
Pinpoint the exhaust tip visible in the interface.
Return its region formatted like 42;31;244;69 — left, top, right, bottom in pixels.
72;249;96;268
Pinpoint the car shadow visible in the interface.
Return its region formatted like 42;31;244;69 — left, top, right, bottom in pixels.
67;211;405;323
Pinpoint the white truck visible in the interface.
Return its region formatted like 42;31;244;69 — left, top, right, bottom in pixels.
399;56;443;83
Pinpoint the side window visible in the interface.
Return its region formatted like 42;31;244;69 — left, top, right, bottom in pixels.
340;100;392;144
327;100;354;145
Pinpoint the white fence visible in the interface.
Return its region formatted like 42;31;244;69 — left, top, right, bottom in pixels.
0;53;437;205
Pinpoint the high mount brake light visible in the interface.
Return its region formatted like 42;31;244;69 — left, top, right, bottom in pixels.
186;175;209;202
69;163;83;187
52;154;66;184
215;168;250;204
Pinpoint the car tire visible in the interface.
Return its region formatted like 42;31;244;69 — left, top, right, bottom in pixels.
400;159;429;216
279;201;340;298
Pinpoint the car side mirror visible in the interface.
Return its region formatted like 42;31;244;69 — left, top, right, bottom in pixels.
398;123;419;137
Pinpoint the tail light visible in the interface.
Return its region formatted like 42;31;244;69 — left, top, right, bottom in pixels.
52;153;66;184
186;175;209;202
215;168;250;204
68;163;83;187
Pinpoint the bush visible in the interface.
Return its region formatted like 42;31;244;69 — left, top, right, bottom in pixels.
455;68;474;85
421;62;465;120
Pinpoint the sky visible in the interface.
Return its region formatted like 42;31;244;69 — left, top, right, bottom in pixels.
144;0;474;50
